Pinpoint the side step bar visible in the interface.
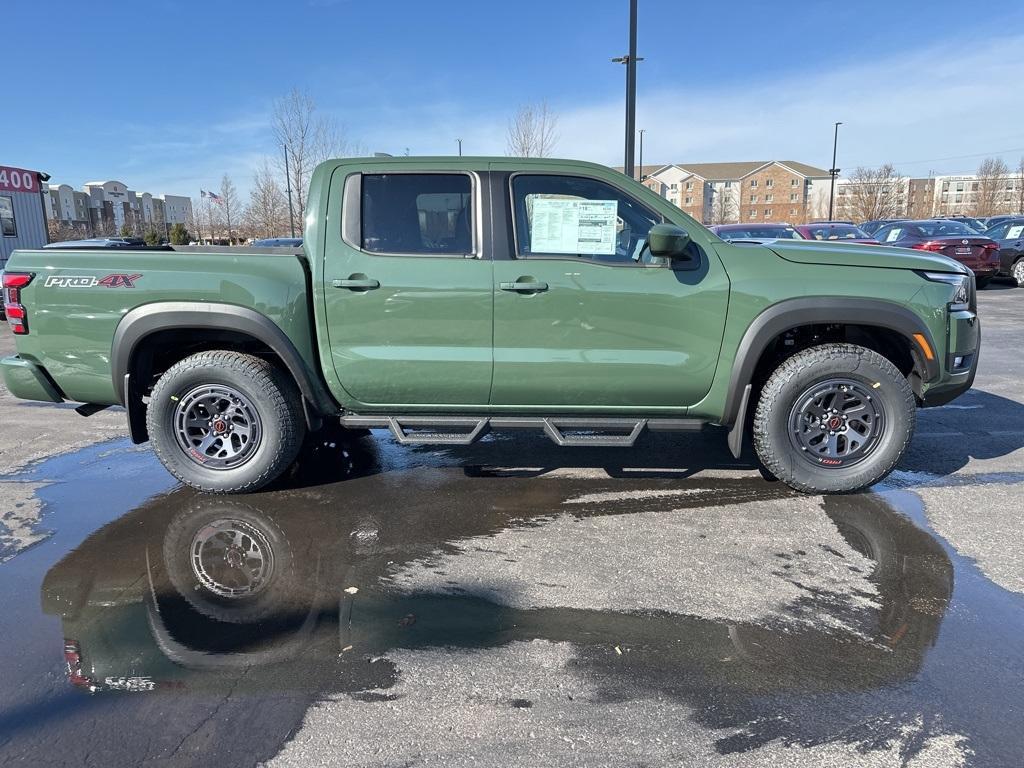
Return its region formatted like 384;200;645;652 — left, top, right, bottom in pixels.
338;414;705;448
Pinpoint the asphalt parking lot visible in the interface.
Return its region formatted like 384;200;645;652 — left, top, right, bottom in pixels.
0;284;1022;768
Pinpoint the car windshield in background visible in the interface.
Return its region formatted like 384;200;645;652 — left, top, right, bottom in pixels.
804;224;870;240
718;226;803;240
986;220;1024;240
916;221;976;237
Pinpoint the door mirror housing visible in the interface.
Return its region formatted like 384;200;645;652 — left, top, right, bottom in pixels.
648;224;692;260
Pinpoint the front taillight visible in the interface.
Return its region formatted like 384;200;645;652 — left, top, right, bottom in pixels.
2;271;34;335
911;241;946;252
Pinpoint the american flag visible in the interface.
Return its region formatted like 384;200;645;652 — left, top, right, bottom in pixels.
201;190;224;204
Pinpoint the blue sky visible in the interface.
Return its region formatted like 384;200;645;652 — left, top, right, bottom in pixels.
7;0;1024;198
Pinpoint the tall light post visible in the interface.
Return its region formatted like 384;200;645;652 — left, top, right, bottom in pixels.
612;0;642;177
827;121;842;222
456;138;463;156
637;129;646;180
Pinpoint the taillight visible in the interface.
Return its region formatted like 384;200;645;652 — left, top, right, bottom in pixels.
2;271;34;335
911;241;946;252
63;639;96;690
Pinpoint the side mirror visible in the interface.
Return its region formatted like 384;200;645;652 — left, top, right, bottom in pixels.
648;224;692;259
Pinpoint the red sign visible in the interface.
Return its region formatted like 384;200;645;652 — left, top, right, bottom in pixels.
0;166;40;194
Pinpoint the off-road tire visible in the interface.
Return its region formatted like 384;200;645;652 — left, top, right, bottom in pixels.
147;351;305;493
753;344;915;494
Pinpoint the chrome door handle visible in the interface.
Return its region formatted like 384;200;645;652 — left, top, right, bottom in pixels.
333;277;380;290
499;280;548;293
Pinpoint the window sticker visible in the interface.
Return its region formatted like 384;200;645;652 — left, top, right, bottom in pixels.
530;198;618;255
885;228;902;242
1006;225;1024;240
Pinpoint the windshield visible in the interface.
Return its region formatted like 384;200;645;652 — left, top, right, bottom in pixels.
803;224;870;240
915;221;977;237
986;221;1024;240
717;225;804;240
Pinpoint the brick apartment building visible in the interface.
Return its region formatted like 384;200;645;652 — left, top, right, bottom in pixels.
636;161;832;224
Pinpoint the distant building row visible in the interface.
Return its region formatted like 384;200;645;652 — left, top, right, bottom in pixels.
635;160;1022;224
44;180;193;236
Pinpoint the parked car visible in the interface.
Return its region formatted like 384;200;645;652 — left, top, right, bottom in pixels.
252;237;303;247
2;157;979;496
43;237;147;250
982;217;1024;286
944;215;987;233
793;222;879;244
859;219;908;235
981;214;1022;232
873;219;1000;287
708;223;804;241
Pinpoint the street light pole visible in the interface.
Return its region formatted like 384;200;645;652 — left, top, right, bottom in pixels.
456;138;463;157
283;144;296;238
612;0;642;178
828;121;842;222
637;129;646;180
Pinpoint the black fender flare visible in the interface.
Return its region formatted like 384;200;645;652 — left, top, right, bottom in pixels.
723;297;940;456
111;302;337;434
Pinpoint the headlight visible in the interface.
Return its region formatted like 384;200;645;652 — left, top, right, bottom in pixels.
920;271;970;312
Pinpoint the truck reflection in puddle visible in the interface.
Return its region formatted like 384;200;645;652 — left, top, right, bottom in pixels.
40;439;954;754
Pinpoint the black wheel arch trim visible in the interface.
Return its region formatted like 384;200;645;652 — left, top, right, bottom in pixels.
722;297;940;434
111;302;337;430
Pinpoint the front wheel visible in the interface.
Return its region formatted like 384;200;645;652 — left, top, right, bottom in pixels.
753;344;916;494
1012;259;1024;287
147;351;306;493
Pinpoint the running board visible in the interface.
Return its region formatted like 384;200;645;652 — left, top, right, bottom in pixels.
338;414;704;448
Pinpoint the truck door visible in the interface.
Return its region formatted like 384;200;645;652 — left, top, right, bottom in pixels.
322;169;493;407
488;165;729;409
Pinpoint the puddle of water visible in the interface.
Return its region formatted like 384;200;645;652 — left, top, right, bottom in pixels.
0;434;1022;766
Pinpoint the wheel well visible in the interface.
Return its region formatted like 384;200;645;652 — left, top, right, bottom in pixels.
129;329;288;397
748;323;921;395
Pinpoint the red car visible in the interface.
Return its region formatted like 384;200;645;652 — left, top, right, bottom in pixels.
872;219;1000;287
794;222;879;245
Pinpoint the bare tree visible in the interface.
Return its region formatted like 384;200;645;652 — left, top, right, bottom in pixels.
506;101;559;158
273;88;362;233
186;198;204;244
1016;157;1024;215
974;157;1010;217
710;187;738;225
218;174;240;244
837;164;906;222
245;161;289;239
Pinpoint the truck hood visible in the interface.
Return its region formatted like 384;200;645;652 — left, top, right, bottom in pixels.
764;239;967;274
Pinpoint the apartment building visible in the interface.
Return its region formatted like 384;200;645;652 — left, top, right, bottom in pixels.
835;173;1023;220
45;179;193;236
638;161;831;224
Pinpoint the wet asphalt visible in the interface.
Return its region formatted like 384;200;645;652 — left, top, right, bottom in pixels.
0;285;1022;767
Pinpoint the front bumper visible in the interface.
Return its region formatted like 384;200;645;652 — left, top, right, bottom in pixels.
921;309;979;407
0;355;63;403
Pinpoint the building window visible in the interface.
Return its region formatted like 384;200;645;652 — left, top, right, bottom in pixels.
749;179;758;187
0;196;16;237
750;195;758;203
791;179;799;186
670;183;677;191
724;181;732;188
790;193;798;202
764;209;772;218
765;194;774;202
956;182;964;192
790;208;797;215
765;179;774;187
684;182;692;191
955;194;963;203
684;196;692;204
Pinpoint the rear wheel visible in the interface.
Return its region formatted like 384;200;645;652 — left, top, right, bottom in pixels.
753;344;915;494
147;351;305;493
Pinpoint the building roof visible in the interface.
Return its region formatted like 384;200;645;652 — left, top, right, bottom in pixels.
675;161;831;180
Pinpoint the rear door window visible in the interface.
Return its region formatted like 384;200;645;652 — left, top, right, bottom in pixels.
361;174;473;255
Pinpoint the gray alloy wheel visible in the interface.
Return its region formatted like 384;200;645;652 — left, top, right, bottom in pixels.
173;384;263;470
787;378;885;468
1013;258;1024;287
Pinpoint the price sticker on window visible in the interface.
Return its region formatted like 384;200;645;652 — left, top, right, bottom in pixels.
530;198;618;255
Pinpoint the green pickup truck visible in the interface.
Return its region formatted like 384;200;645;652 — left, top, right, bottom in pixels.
1;157;979;494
